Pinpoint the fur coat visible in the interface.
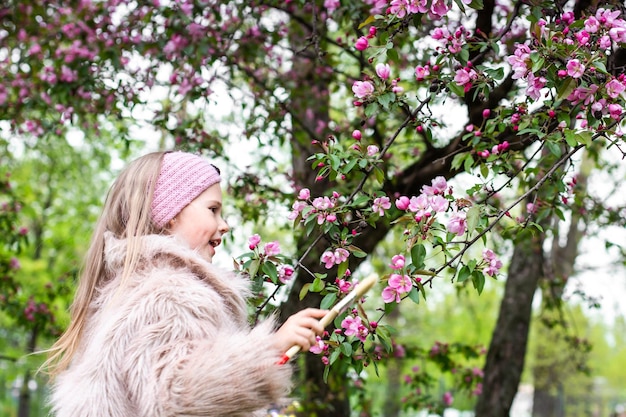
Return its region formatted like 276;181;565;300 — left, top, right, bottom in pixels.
49;233;293;417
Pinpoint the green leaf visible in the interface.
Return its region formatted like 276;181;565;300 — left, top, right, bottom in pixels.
337;260;348;278
299;283;311;300
365;102;379;118
545;140;562;157
469;0;484;9
576;131;592;146
376;325;393;352
410;244;426;269
373;166;385;184
447;82;465;98
321;293;338;310
311;276;325;292
472;271;486;294
451;153;467;171
556;77;577;101
386;47;399;62
378;92;396;110
340;342;353;356
261;261;278;283
248;258;261;280
457;265;471;283
464;153;475;172
564;130;578;147
407;286;420;304
347;245;368;258
466;205;480;233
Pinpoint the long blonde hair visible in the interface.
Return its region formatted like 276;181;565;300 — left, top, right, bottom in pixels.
43;151;168;377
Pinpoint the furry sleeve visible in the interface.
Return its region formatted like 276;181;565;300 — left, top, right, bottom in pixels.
119;272;293;417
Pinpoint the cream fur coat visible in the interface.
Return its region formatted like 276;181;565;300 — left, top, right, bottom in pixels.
49;233;292;417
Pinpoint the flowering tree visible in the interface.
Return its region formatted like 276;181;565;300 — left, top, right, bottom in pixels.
2;0;626;415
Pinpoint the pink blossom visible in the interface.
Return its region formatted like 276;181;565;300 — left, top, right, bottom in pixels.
324;0;340;12
309;336;326;354
566;59;585;78
526;202;537;214
248;234;261;250
352;80;375;98
367;145;379;156
526;73;547;101
321;250;336;269
430;0;449;17
389;0;409;18
567;84;598;106
482;248;503;276
382;273;412;303
395;196;410;210
9;257;20;270
447;210;467;236
431;27;449;40
298;188;311;200
575;30;590;45
506;44;531;79
609;26;626;43
341;315;369;342
355;36;369;51
287;200;308;220
389;273;412;293
408;194;429;220
454;67;476;86
422;176;447;195
376;63;391;80
278;264;295;283
608;103;623;120
312;196;333;210
390;254;405;270
414;65;430;81
430;195;449;213
372;196;391;215
599;35;612;49
264;241;281;256
336;279;353;293
442;391;454;407
352;130;362;140
334;248;350;264
605;79;625;99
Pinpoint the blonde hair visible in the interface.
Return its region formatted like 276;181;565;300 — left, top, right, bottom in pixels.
43;151;168;377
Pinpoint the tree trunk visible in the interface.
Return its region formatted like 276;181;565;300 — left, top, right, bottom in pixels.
474;229;545;417
532;156;589;417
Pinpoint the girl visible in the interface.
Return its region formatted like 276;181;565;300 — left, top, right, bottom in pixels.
44;151;326;417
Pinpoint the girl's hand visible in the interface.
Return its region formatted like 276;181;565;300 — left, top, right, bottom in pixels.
273;308;328;353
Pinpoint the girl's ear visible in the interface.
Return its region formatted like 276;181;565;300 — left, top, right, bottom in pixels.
165;217;177;231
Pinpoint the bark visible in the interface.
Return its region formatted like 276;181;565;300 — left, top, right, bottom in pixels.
532;157;589;417
474;229;545;417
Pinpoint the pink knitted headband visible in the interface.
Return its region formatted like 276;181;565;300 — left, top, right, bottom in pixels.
151;152;222;228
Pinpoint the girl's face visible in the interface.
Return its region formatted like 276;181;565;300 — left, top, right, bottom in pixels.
168;183;229;263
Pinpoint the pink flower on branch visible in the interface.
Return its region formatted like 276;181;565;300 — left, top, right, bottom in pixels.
372;196;391;215
264;241;281;256
355;36;369;51
248;234;261;250
352;80;375;98
375;63;391;80
566;59;585;78
382;273;413;303
341;315;369;342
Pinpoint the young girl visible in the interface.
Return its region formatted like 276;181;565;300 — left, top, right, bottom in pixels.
44;151;327;417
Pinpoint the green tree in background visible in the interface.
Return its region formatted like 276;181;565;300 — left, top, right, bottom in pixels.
2;1;626;416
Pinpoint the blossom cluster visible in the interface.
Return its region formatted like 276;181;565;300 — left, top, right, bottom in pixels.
507;8;626;128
